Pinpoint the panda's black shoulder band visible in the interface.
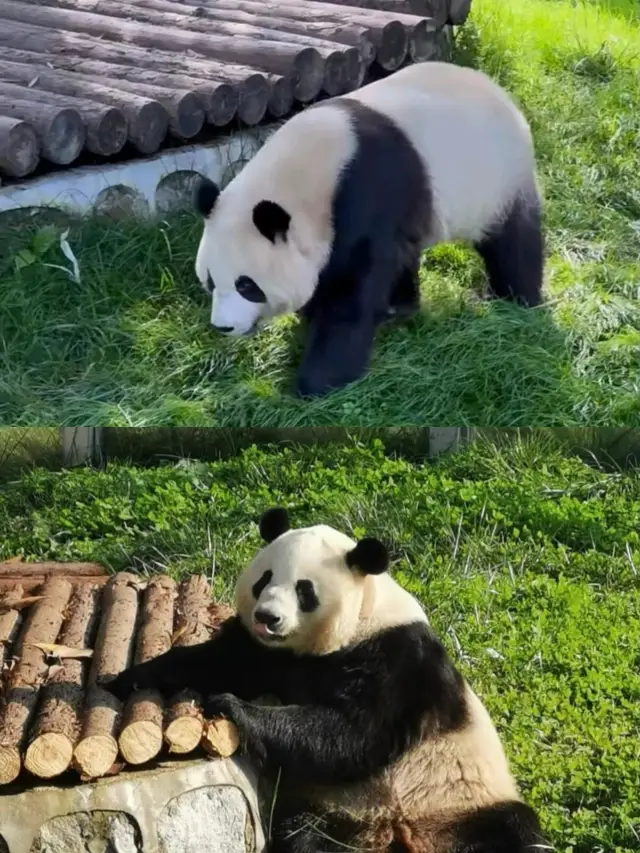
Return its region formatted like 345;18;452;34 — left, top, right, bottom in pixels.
194;177;220;217
259;507;290;543
347;538;388;575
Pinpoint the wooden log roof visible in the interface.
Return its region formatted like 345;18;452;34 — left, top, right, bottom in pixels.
0;0;459;182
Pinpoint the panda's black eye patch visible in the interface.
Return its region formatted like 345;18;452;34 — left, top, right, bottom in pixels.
252;570;272;599
236;276;267;304
296;580;319;613
206;273;215;294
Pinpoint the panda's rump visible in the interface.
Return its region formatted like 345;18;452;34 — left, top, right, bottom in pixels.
349;70;537;244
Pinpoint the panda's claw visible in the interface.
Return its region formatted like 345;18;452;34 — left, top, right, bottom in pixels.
203;692;243;722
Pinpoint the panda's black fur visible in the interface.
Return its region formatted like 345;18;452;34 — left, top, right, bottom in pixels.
104;508;546;853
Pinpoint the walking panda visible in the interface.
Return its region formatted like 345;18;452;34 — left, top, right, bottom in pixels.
104;507;546;853
193;61;544;397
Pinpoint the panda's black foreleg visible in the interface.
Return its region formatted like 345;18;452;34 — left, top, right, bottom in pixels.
473;193;544;308
296;244;404;396
101;615;270;703
385;265;421;322
203;695;384;783
296;310;378;398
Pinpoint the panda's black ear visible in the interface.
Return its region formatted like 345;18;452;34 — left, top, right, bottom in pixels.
346;538;389;575
253;200;291;243
259;508;290;543
194;178;220;218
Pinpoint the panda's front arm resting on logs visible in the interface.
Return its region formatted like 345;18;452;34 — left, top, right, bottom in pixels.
103;612;464;785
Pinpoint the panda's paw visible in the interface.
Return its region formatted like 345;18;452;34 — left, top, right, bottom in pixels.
203;692;245;724
100;670;137;702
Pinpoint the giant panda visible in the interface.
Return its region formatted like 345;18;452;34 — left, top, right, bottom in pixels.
193;61;544;398
104;507;546;853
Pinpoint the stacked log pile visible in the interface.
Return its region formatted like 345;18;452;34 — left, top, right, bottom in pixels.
0;0;468;180
0;563;236;787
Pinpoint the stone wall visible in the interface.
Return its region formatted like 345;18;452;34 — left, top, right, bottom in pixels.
0;758;265;853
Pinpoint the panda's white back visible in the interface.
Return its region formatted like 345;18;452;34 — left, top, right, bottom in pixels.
348;62;537;244
225;61;535;252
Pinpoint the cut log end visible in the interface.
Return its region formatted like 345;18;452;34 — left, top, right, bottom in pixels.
236;74;269;126
408;20;438;62
0;745;21;785
375;21;409;71
91;106;128;157
291;47;324;103
165;715;204;755
72;734;118;779
130;101;168;155
208;82;237;127
24;732;73;779
267;77;294;119
0;115;39;178
119;720;163;765
343;47;366;92
43;106;86;165
169;92;206;140
201;718;240;759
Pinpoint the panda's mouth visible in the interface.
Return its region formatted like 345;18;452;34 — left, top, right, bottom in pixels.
253;622;287;642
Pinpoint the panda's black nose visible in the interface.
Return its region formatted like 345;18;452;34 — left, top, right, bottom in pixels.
254;609;282;629
212;324;233;334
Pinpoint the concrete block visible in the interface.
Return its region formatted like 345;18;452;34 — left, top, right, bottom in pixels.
0;758;265;853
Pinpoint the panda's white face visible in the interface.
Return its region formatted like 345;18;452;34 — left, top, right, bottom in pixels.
195;191;327;337
235;525;366;655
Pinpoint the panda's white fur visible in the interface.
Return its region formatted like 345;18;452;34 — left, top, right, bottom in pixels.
195;62;541;346
235;522;427;655
105;509;545;853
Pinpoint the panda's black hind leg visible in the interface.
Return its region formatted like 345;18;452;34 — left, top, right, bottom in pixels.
451;800;547;853
268;806;354;853
474;192;544;308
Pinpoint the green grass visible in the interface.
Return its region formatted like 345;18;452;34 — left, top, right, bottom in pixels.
0;435;638;851
1;0;639;425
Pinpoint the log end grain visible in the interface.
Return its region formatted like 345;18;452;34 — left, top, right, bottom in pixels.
42;106;86;166
170;92;206;140
408;19;438;62
90;105;128;157
0;744;21;785
119;719;163;765
0;115;40;178
290;47;324;103
375;22;409;71
235;73;269;127
343;47;366;92
129;101;169;155
165;715;203;754
24;732;73;779
207;82;238;127
72;733;119;779
201;718;240;759
267;76;294;119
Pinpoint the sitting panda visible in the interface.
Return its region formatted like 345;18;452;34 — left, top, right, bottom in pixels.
104;509;543;853
105;507;545;853
193;61;544;398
